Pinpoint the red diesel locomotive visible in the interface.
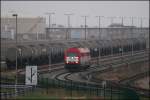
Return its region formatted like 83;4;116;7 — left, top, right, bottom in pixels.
64;48;91;71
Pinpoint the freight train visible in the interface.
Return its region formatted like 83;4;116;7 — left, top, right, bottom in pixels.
4;38;147;70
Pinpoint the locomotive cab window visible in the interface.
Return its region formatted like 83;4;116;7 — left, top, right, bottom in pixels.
67;53;77;57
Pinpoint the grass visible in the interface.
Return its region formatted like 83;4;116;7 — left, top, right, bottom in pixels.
2;86;148;100
140;97;150;100
1;88;15;93
16;87;105;100
15;87;134;100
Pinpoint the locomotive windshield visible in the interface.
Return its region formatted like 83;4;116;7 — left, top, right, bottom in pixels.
67;53;77;57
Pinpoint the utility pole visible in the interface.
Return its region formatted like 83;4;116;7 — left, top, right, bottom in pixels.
131;16;135;56
45;12;55;40
12;13;18;97
108;16;116;25
107;16;116;40
45;12;55;72
121;17;124;56
81;16;88;40
139;17;143;50
140;17;143;28
119;16;125;56
107;17;116;56
96;16;104;40
139;17;147;50
121;16;124;25
141;17;148;39
96;16;104;65
64;13;73;40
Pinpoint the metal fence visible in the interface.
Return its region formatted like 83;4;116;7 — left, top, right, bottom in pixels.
1;84;33;99
37;76;140;100
1;74;140;100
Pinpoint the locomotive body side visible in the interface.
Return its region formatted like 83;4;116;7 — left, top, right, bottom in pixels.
64;48;91;71
78;48;91;67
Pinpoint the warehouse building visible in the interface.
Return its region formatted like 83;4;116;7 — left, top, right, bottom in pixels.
46;25;149;40
1;17;46;40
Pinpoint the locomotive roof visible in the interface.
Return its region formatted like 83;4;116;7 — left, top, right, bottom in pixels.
66;47;90;53
78;48;90;53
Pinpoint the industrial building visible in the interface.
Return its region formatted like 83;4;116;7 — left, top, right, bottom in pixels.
1;17;46;40
46;26;149;40
1;17;149;40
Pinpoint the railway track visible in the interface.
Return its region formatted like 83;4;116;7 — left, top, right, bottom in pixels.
119;71;149;84
58;51;149;97
55;72;71;81
118;71;149;97
1;50;148;99
16;50;148;75
79;51;148;81
1;50;148;85
2;49;147;84
53;49;148;84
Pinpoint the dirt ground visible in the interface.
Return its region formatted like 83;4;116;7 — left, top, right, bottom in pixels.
133;76;149;90
95;61;149;90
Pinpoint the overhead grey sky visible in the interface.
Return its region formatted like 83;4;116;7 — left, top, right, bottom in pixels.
1;1;149;27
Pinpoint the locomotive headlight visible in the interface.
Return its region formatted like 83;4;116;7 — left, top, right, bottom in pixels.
66;57;69;63
75;57;79;59
66;60;68;63
76;57;79;61
75;57;79;63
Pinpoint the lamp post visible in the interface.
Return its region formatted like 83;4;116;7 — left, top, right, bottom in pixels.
45;12;55;40
81;16;88;40
12;13;18;97
64;13;73;40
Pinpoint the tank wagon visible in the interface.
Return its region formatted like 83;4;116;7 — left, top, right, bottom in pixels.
64;48;91;71
6;45;64;69
5;38;147;70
